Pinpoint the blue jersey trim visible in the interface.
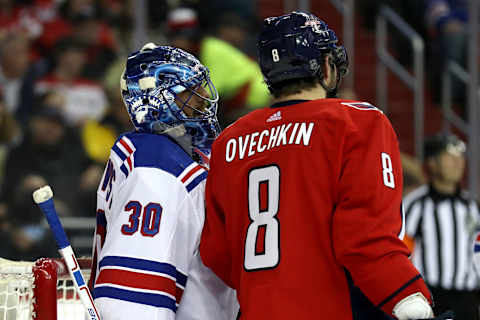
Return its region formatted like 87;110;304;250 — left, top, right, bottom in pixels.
344;269;393;320
96;210;106;227
475;244;480;252
94;286;177;312
120;163;129;177
176;270;187;288
112;144;127;161
186;171;208;192
99;256;187;287
377;274;422;308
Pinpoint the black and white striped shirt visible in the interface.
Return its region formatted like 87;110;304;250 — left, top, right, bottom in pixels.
403;185;480;291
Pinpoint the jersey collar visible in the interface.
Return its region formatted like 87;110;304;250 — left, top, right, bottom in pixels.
270;99;310;108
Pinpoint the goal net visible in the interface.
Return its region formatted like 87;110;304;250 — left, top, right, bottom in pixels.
0;257;92;320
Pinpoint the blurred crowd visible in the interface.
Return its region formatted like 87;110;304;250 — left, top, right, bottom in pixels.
0;1;474;318
0;0;269;260
0;0;474;265
361;0;470;110
359;0;474;193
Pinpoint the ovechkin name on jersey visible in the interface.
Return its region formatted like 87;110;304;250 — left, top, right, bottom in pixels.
224;122;314;162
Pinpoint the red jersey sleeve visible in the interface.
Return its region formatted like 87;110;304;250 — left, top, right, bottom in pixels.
332;109;431;316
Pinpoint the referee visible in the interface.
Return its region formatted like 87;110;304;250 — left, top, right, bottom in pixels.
403;133;480;320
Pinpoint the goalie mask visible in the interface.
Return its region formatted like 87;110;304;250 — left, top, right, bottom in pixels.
121;43;220;160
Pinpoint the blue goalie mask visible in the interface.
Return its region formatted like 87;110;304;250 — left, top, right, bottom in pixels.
121;43;220;158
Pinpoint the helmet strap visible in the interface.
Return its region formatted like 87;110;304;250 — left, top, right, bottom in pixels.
162;123;194;157
319;79;338;98
319;58;339;98
151;121;171;134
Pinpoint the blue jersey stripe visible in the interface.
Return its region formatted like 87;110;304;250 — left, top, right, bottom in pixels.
176;270;187;287
94;286;177;312
186;171;207;192
99;256;184;283
475;244;480;252
97;210;107;227
112;144;127;161
120;164;129;177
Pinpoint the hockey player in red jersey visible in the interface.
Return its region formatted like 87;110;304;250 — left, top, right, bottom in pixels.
200;11;453;320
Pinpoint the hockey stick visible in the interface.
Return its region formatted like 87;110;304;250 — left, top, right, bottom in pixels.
33;185;101;320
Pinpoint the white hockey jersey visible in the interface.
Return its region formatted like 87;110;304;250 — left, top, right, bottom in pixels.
90;132;238;320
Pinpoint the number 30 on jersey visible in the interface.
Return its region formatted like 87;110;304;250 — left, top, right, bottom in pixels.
244;165;280;271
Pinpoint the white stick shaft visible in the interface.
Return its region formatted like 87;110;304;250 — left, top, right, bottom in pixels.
59;247;100;320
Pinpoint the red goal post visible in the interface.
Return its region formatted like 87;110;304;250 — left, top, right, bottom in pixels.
0;257;92;320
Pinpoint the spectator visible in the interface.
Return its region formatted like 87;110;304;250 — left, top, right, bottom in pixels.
0;202;11;258
99;0;133;41
425;0;468;104
81;58;133;164
401;152;426;195
34;0;97;52
0;88;21;189
0;0;26;33
0;31;43;126
34;37;108;127
403;133;480;320
70;10;118;79
0;0;53;40
35;0;118;75
357;1;430;71
0;88;20;147
215;11;253;55
0;174;58;261
1;94;101;217
167;7;270;127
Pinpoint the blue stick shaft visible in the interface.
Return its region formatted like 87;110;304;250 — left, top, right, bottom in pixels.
36;195;101;319
38;198;70;249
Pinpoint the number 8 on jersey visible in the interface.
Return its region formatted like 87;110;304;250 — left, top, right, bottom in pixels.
244;165;280;271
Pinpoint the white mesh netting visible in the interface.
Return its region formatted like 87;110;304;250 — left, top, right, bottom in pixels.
0;259;33;320
0;258;90;320
56;278;89;320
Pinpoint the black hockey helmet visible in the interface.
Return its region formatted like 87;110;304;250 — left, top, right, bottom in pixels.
257;11;348;91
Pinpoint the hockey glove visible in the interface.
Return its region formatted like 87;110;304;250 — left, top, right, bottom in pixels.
393;292;433;320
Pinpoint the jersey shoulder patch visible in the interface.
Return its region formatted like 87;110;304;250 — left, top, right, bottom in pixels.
111;132;207;192
340;101;382;112
110;132;189;176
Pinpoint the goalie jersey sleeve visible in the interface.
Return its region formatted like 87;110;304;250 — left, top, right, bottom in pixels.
90;132;237;320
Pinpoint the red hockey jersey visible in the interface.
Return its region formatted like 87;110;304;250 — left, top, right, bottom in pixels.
200;99;431;319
